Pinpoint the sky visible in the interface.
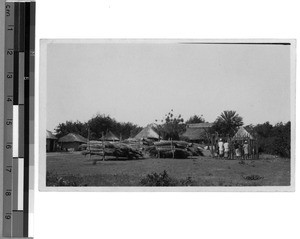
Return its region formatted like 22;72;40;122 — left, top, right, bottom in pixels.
45;41;291;131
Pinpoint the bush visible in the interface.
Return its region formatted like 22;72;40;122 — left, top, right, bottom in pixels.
140;170;175;186
255;121;290;158
179;177;195;186
140;170;196;186
46;171;85;186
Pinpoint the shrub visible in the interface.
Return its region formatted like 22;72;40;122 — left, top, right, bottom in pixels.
46;171;84;186
140;170;196;186
140;170;176;186
255;121;290;158
179;176;196;186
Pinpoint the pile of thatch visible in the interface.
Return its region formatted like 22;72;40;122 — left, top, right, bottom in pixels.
80;141;143;160
122;138;143;150
146;140;203;159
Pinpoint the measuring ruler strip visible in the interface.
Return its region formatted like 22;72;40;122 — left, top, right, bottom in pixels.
3;1;15;237
13;1;24;237
3;1;35;238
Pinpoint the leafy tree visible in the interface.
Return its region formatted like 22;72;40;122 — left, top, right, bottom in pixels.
54;114;142;140
212;110;243;137
54;120;88;139
273;121;290;157
113;122;142;139
186;115;205;124
87;114;117;139
155;110;185;140
254;121;290;157
254;122;273;138
88;114;142;140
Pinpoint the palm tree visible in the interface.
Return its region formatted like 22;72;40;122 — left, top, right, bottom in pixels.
213;110;243;137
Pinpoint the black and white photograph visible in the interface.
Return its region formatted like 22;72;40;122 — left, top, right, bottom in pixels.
40;39;295;190
1;0;300;239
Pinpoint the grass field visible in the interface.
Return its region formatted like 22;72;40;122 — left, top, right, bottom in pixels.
46;152;290;187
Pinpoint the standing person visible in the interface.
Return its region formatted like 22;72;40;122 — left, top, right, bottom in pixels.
243;140;249;160
224;140;229;159
234;141;241;160
229;141;234;159
214;141;219;158
238;143;244;162
218;138;224;159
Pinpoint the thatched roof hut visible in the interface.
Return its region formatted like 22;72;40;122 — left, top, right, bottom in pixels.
181;123;213;142
232;127;258;159
100;131;119;141
46;130;57;152
58;133;87;143
46;130;57;140
134;124;159;140
187;123;213;128
232;127;254;140
58;133;87;151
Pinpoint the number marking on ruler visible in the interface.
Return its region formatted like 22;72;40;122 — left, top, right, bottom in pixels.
3;2;15;237
3;1;36;238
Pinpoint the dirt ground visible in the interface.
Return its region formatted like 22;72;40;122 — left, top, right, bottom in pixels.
46;152;291;186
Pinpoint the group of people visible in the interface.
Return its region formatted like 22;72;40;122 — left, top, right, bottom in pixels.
214;138;249;160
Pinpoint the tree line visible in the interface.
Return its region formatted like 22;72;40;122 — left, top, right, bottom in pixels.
54;114;142;140
53;110;291;158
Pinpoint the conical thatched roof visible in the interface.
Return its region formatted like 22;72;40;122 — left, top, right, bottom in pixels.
187;123;213;128
100;131;119;141
134;124;159;140
181;128;207;140
181;123;212;140
233;127;254;140
46;130;57;140
58;133;87;143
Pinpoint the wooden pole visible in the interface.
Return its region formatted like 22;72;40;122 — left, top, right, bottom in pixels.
211;135;214;158
158;148;160;158
102;131;105;161
171;138;174;159
88;124;91;161
255;140;258;159
251;139;254;159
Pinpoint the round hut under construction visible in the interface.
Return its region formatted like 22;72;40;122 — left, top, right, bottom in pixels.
231;127;258;159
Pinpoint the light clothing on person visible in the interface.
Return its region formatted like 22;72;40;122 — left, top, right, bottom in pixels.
243;144;249;155
224;142;229;152
223;142;229;158
236;148;241;157
218;141;224;154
